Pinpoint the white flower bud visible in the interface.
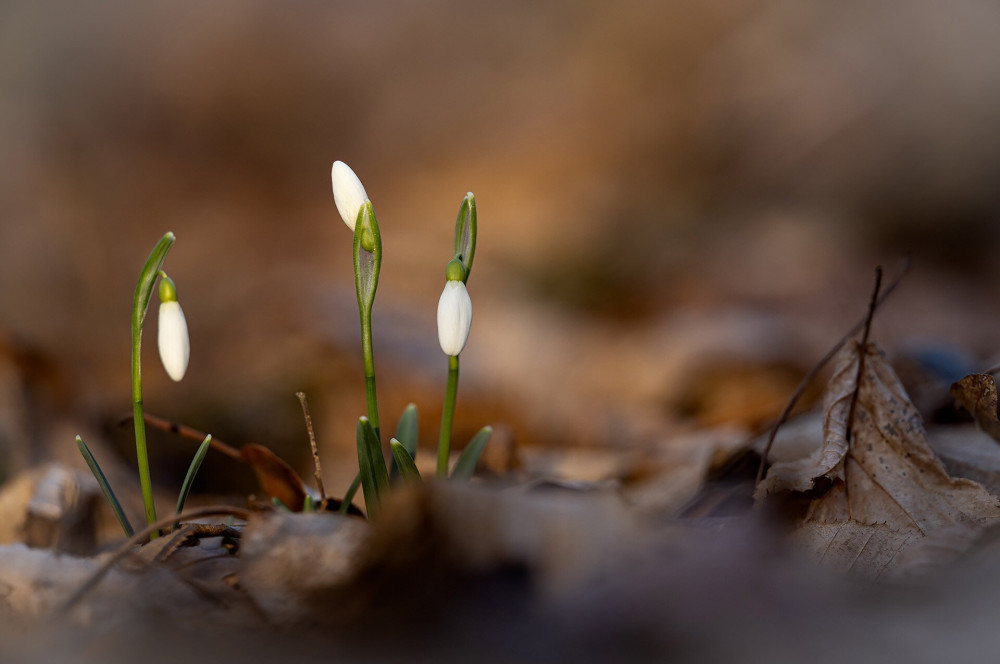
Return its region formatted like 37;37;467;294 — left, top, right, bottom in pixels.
437;280;473;356
331;160;369;231
158;300;189;381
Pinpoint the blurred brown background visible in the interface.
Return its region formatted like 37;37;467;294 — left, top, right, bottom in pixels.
3;0;1000;499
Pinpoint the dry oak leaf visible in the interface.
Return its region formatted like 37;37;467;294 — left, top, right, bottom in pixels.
950;373;1000;443
759;341;1000;577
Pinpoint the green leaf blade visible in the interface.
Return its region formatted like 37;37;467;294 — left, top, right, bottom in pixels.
175;434;212;516
389;403;418;479
450;426;492;481
76;435;134;537
356;417;389;519
338;473;362;515
390;438;422;483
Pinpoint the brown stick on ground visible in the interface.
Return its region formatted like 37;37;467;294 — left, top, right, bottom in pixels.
296;391;327;508
122;413;243;461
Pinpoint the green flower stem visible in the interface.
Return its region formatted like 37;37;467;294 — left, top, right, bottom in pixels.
360;308;380;441
437;354;460;477
131;339;155;528
132;232;175;537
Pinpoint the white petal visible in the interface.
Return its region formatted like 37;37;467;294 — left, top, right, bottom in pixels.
158;301;190;381
437;280;473;356
331;160;369;231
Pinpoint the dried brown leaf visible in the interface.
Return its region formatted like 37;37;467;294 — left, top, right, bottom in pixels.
950;373;1000;443
239;444;308;512
760;341;1000;577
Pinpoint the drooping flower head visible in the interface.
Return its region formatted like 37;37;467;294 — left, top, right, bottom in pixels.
157;273;189;381
437;259;473;356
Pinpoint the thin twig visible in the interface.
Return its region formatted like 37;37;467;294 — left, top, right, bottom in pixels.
151;523;244;565
844;267;882;445
842;267;883;520
296;391;327;507
120;413;243;461
53;505;251;618
755;256;910;486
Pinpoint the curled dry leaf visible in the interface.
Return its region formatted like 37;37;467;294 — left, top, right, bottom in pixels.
239;444;308;511
950;373;1000;443
758;341;1000;577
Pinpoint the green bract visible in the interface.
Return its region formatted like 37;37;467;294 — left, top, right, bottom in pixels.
453;192;477;282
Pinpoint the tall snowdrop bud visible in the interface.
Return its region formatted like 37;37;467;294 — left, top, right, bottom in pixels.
157;274;189;382
437;264;472;357
331;161;369;232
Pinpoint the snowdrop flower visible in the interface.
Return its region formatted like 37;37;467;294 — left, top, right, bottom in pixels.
437;265;472;356
331;160;369;231
157;275;189;381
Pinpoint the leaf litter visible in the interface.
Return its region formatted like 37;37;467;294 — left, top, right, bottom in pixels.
7;265;1000;660
758;340;1000;577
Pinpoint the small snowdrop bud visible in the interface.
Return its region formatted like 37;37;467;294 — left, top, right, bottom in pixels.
157;275;189;382
437;279;473;357
331;161;369;232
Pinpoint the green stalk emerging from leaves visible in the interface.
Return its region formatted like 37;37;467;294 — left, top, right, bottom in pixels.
436;194;477;476
132;232;176;533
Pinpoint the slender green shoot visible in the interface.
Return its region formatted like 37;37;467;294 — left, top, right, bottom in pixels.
437;354;460;477
389;403;418;479
451;426;493;480
132;232;176;536
390;438;421;482
174;434;212;516
76;435;134;537
356;416;389;519
353;201;383;442
338;473;362;515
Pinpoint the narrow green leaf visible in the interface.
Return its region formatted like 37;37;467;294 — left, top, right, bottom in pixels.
389;403;418;479
364;418;391;495
76;435;134;537
302;494;315;512
356;416;389;519
395;403;419;457
338;473;361;515
390;439;422;483
175;434;212;516
450;426;492;480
